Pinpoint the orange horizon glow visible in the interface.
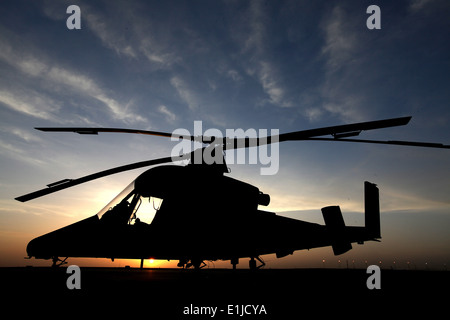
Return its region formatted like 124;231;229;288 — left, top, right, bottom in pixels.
2;190;449;271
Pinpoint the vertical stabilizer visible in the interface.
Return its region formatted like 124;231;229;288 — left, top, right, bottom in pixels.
321;206;352;255
365;181;381;239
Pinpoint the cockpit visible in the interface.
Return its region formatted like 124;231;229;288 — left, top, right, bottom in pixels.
96;165;185;227
95;163;270;228
97;180;163;226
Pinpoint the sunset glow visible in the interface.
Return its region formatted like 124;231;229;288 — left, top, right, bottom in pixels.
1;0;449;270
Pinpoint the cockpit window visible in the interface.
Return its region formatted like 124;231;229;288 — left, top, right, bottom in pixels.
129;196;162;225
97;181;135;219
97;180;163;225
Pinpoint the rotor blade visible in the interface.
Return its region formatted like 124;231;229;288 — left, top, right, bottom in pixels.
223;116;412;149
36;117;412;149
306;137;450;149
278;116;412;142
15;154;188;202
35;127;198;141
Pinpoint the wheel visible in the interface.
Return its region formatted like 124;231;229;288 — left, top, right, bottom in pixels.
249;258;257;270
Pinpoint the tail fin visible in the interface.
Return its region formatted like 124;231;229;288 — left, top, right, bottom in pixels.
321;206;352;255
365;181;381;239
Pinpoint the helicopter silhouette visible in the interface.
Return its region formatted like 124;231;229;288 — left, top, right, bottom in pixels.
16;116;450;269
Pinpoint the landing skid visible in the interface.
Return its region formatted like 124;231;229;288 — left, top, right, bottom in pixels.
183;259;206;269
249;256;265;270
52;256;68;267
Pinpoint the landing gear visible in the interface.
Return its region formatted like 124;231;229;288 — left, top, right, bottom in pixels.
191;260;206;269
51;256;68;267
231;257;239;270
181;259;206;269
177;259;188;268
249;256;265;270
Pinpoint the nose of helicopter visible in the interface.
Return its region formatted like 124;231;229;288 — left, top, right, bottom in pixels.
26;215;101;260
27;236;52;259
26;227;74;260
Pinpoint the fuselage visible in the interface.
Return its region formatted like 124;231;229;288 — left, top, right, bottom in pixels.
26;164;380;268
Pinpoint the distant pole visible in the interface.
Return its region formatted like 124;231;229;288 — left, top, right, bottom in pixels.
140;258;144;269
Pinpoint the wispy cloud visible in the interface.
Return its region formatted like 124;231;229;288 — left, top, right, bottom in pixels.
320;6;357;72
46;67;146;124
382;186;450;212
303;107;324;123
409;0;434;11
0;35;146;124
320;90;366;122
84;11;137;58
9;127;44;144
138;37;180;67
170;76;201;111
0;89;61;122
158;105;176;124
253;61;292;108
82;2;180;69
243;0;266;54
226;69;242;82
43;1;138;60
234;1;293;108
0;130;47;168
316;5;367;122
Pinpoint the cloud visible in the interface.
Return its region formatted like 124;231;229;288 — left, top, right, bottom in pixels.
82;2;180;69
320;6;357;73
315;5;368;122
304;107;324;123
0;36;146;124
138;37;180;67
409;0;434;11
46;66;146;123
321;92;366;122
84;11;137;58
0;127;47;167
42;1;137;59
0;38;48;77
158;105;176;124
243;0;266;54
382;186;450;212
9;127;44;144
227;69;242;82
0;89;61;122
254;61;292;108
170;76;201;111
232;1;292;108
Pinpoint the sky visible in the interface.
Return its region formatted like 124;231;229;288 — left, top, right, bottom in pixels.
0;0;449;270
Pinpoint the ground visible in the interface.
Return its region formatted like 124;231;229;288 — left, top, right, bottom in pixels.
2;267;448;318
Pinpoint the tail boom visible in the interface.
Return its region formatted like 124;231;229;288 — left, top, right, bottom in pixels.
321;181;381;256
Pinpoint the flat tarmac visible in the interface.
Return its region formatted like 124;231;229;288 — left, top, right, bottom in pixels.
2;267;448;318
